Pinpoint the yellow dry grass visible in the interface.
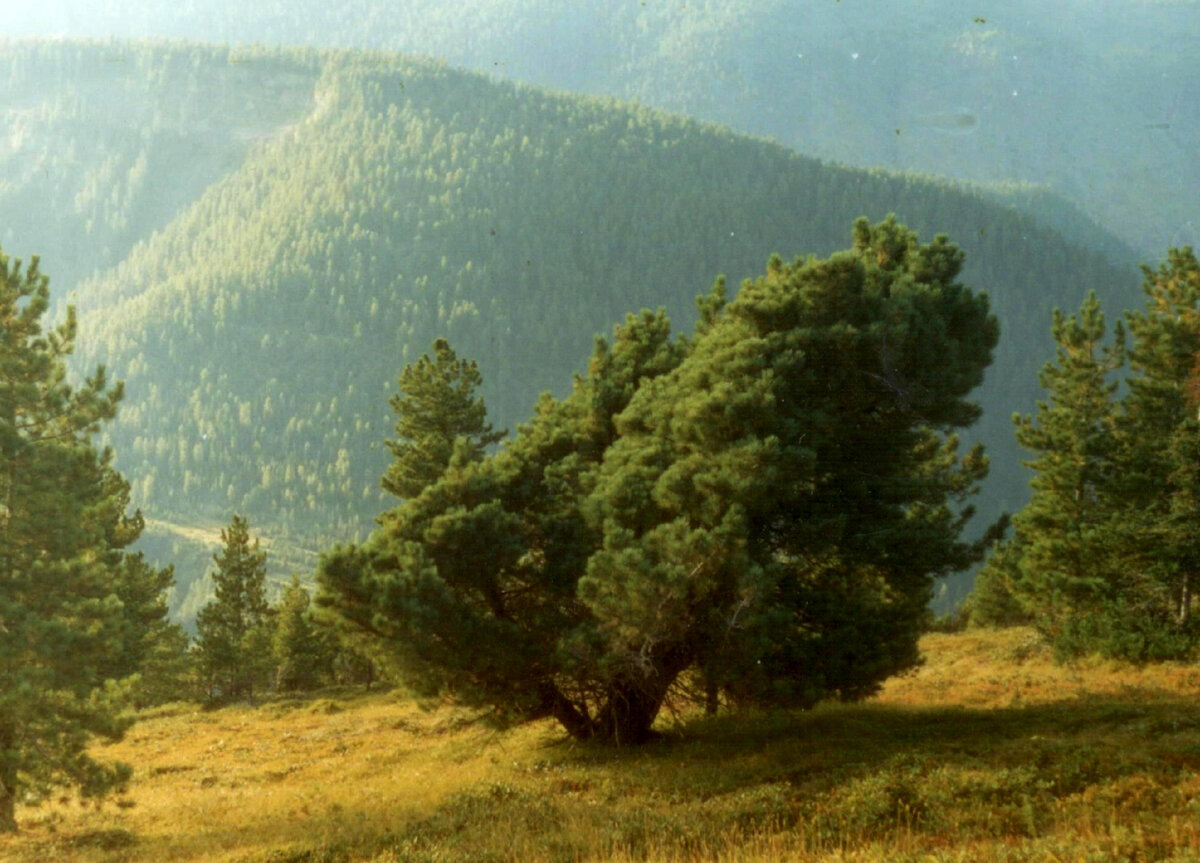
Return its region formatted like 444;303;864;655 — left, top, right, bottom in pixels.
1;692;539;862
876;627;1200;708
3;627;1200;863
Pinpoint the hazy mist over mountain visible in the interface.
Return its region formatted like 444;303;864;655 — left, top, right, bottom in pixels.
4;0;1197;257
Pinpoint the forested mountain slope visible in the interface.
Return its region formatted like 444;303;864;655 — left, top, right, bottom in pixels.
0;41;317;295
0;41;1139;611
6;0;1195;257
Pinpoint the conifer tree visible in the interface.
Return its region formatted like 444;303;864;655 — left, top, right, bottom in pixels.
320;218;998;743
584;216;999;730
194;515;274;699
382;338;505;499
1001;293;1125;635
88;471;188;704
102;549;191;708
273;576;332;691
967;534;1032;628
0;250;138;831
1109;248;1200;648
978;249;1200;661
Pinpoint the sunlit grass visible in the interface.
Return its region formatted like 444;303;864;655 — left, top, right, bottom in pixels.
2;689;521;862
877;627;1200;708
5;627;1200;861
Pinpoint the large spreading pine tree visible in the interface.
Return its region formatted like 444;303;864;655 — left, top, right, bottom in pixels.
582;216;1000;732
0;250;164;831
320;217;999;743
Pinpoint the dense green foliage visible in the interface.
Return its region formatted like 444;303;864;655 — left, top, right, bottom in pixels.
0;41;1136;613
191;520;364;698
272;576;336;692
976;248;1200;660
1115;250;1200;635
976;294;1126;632
194;515;275;699
382;338;504;500
0;249;173;830
319;218;998;743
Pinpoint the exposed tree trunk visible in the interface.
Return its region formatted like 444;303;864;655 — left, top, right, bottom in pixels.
591;646;693;744
0;782;14;834
1179;571;1192;627
705;668;720;717
594;681;668;744
0;726;16;833
537;644;692;744
536;682;593;741
700;652;720;715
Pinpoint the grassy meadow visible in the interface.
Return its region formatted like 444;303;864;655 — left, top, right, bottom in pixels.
6;627;1200;862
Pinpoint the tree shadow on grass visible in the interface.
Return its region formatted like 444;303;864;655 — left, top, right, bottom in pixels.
552;693;1200;799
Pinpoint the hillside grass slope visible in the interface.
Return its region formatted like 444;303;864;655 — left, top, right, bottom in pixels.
7;627;1200;862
